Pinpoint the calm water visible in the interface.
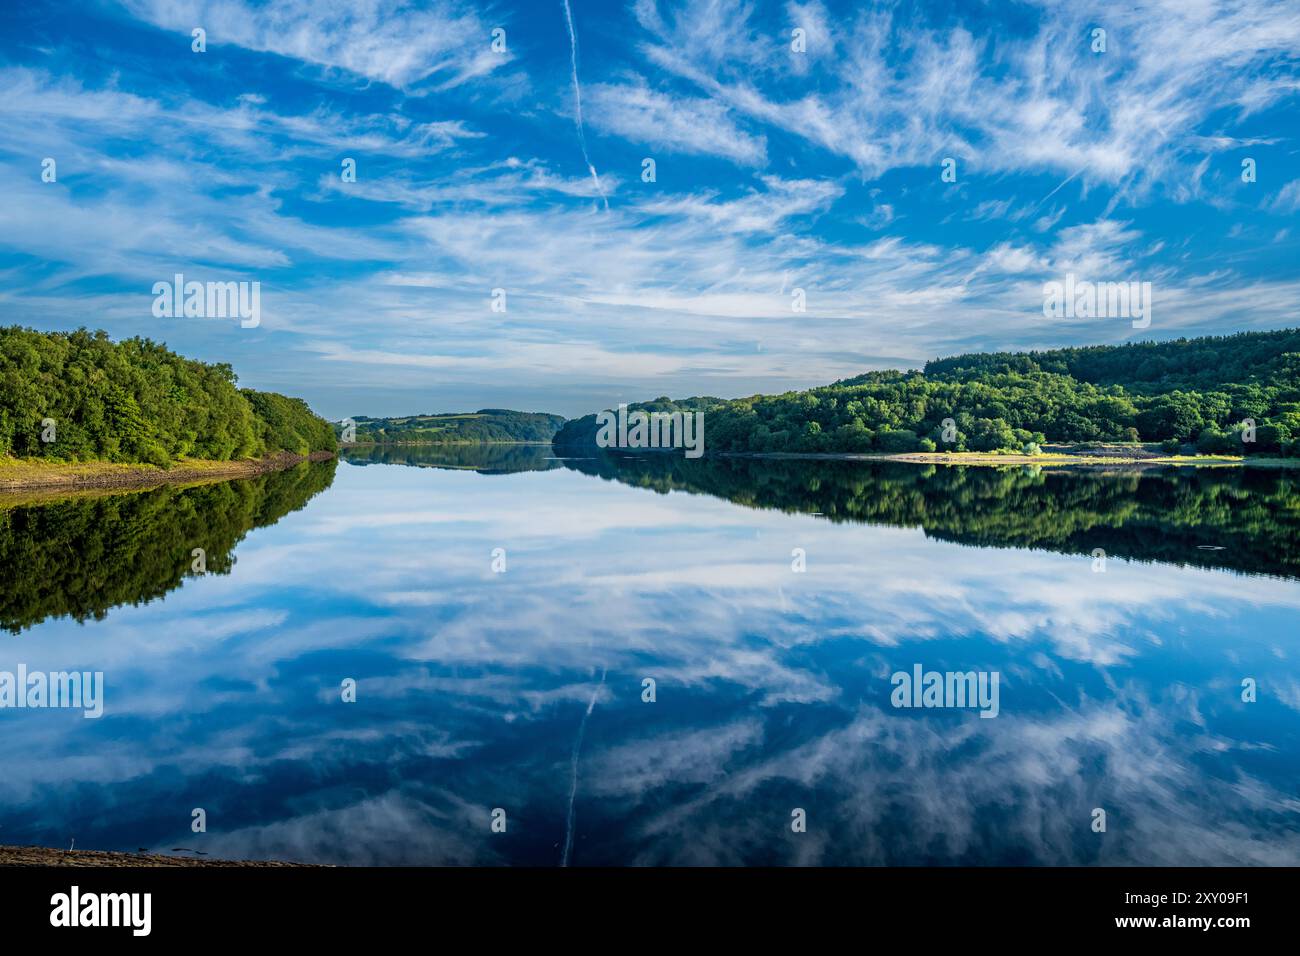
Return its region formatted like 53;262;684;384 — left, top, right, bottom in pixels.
1;449;1298;865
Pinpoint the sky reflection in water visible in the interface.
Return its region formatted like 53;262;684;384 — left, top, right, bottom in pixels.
1;452;1298;866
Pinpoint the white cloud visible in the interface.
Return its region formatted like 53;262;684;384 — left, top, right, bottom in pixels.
586;80;767;165
632;0;1300;188
118;0;512;90
1271;179;1300;214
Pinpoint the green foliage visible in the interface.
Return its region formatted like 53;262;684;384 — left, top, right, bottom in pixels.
242;389;338;456
555;329;1300;456
1196;427;1238;455
875;428;925;453
0;326;334;464
1253;422;1291;454
344;409;566;444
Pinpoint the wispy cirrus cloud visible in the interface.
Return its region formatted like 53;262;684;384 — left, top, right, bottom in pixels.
117;0;513;89
586;79;767;165
631;0;1300;189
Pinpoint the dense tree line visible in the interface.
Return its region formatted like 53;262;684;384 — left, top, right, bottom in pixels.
0;326;336;465
554;330;1300;456
345;409;566;444
242;389;338;457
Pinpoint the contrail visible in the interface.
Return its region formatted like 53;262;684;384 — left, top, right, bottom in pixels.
1031;168;1082;212
561;667;606;866
561;0;608;210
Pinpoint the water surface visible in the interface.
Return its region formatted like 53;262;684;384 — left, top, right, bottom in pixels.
1;450;1297;865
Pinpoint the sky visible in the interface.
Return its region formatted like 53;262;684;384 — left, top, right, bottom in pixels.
1;0;1298;419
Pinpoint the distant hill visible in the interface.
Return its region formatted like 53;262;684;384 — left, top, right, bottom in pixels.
341;409;566;445
555;329;1300;457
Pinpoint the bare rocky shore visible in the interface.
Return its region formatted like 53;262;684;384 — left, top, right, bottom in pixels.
0;844;313;867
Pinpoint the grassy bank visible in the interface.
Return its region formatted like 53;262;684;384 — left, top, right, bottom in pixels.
0;450;335;498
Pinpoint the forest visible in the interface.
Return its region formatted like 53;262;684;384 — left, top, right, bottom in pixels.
554;329;1300;456
0;326;336;465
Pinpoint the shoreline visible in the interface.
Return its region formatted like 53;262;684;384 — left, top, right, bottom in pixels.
0;450;336;499
714;450;1266;468
562;447;1296;469
347;440;1297;470
0;844;313;867
340;440;553;448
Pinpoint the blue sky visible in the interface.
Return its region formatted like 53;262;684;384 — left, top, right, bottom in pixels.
1;0;1298;419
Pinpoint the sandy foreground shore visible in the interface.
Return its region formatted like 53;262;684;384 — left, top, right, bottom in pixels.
0;845;313;867
0;450;335;498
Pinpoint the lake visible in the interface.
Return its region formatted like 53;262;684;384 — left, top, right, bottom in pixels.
1;448;1298;865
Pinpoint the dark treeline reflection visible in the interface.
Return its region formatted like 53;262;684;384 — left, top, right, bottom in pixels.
341;443;560;473
563;453;1300;579
0;460;336;634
